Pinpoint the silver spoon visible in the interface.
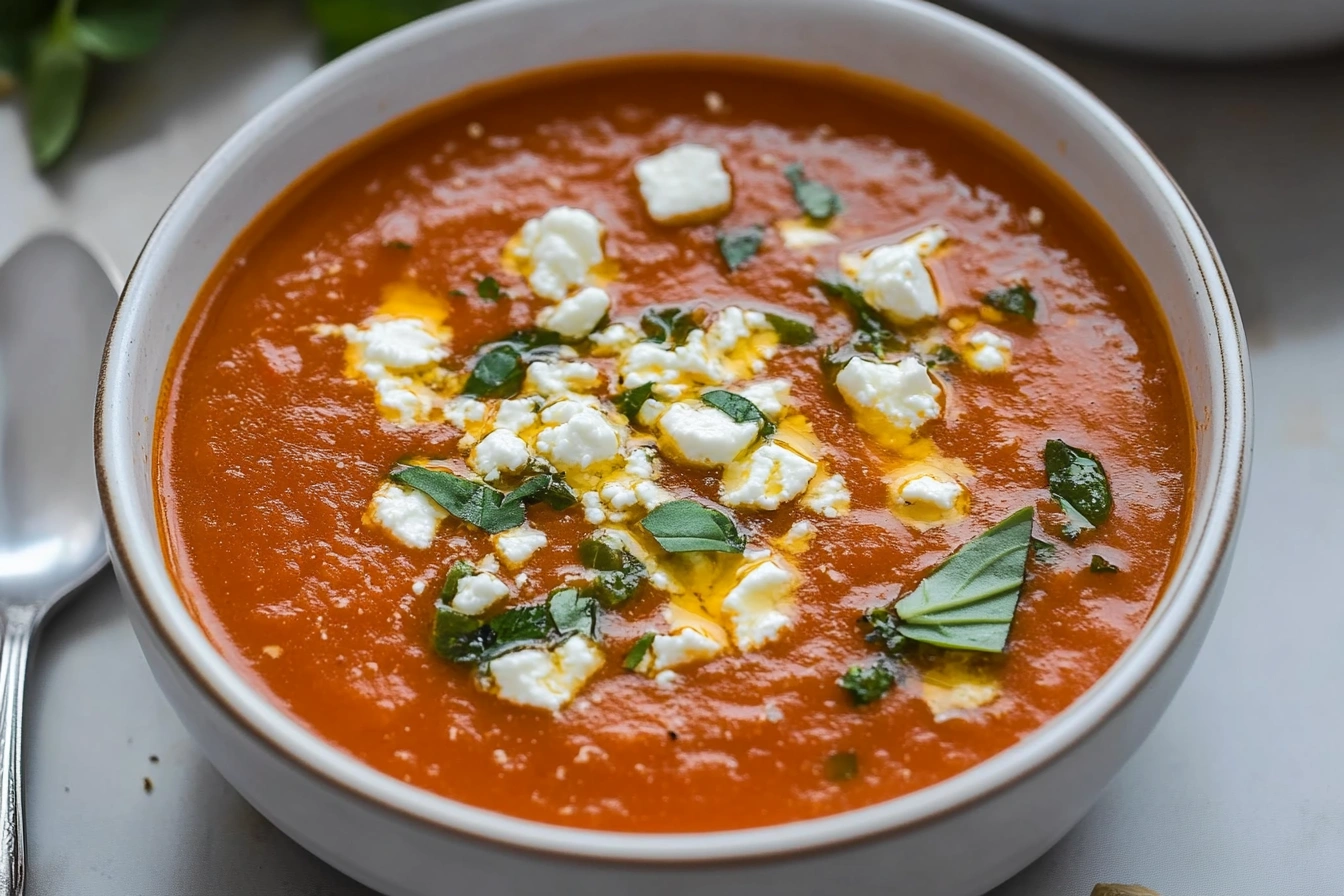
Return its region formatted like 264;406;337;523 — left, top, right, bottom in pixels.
0;234;119;895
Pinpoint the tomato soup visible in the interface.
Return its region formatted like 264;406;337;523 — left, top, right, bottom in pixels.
156;58;1192;833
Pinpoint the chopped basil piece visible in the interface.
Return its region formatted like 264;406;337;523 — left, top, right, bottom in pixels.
860;606;907;656
547;587;599;638
716;225;765;271
702;389;776;438
640;499;745;554
923;344;960;368
824;751;860;782
1030;537;1058;566
503;472;577;511
764;312;816;346
439;560;475;602
577;535;647;607
493;327;562;355
838;662;894;705
391;467;525;534
488;605;554;647
983;284;1038;320
816;274;890;338
462;345;524;399
623;633;656;671
640;306;697;345
784;163;843;223
476;275;505;300
1044;439;1113;539
1090;555;1120;573
889;507;1035;653
431;605;493;663
615;382;655;422
384;239;412;251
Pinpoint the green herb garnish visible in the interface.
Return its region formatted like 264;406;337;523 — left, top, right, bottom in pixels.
1030;537;1058;566
615;382;655;422
784;163;843;223
640;306;696;345
476;275;505;301
431;605;492;662
547;587;599;638
701;389;776;438
461;345;523;398
577;535;647;607
432;592;597;666
816;274;892;341
439;560;475;602
307;0;471;58
716;225;765;271
838;663;894;705
493;327;562;354
824;751;860;781
1089;555;1119;573
639;499;745;554
764;312;816;346
487;604;554;646
502;471;577;511
983;284;1038;320
623;633;656;671
922;344;960;368
391;467;570;534
887;506;1035;654
860;606;907;656
1044;439;1113;540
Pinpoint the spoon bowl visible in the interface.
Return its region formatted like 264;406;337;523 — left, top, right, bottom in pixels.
0;233;119;895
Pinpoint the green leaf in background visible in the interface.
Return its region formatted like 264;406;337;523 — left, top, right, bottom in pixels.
1044;439;1113;539
702;389;775;438
305;0;469;58
716;225;764;271
764;311;815;346
71;0;173;62
26;20;89;169
784;162;842;223
639;499;745;554
982;284;1039;321
838;662;894;705
0;32;24;95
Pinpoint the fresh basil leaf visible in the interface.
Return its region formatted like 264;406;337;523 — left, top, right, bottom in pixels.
476;275;505;300
493;327;561;355
439;560;475;602
1044;440;1112;535
816;274;891;338
891;507;1034;654
71;1;172;62
1090;555;1119;573
702;389;775;438
615;382;655;422
432;605;494;662
838;662;894;705
784;163;842;223
390;466;525;534
764;312;815;346
640;499;745;554
26;26;89;169
577;535;647;607
860;606;907;656
462;345;523;398
824;751;860;781
487;604;555;649
640;306;696;345
716;225;765;271
504;472;576;511
623;633;656;671
922;344;959;368
1030;537;1058;565
983;284;1038;321
547;587;598;638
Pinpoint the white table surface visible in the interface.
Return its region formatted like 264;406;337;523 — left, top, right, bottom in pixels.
3;4;1341;893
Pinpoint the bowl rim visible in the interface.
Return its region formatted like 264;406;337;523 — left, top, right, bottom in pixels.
95;0;1250;865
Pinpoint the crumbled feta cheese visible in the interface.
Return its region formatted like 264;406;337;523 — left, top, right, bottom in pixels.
493;523;548;567
803;472;851;518
644;628;723;672
535;406;620;471
524;359;601;396
835;356;941;438
633;143;733;225
536;286;610;340
342;317;446;377
776;218;839;250
720;443;818;510
624;445;659;480
487;635;604;712
897;474;964;510
469;429;531;482
737;379;791;420
620;329;727;395
368;482;446;549
658;402;759;467
450;571;510;616
494;397;539;433
840;227;947;325
374;377;432;424
443;396;488;430
777;519;818;554
721;559;796;650
588;322;640;355
903;225;948;257
963;329;1013;372
512;206;606;301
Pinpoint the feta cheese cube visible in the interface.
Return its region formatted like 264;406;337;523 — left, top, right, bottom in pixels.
963;328;1013;372
368;482;446;549
535;407;620;471
634;143;733;225
493;523;548;567
537;286;611;340
524;359;602;396
512;206;606;301
469;429;531;483
450;571;510;616
840;228;947;325
803;472;851;518
721;559;796;650
487;635;604;712
643;628;724;673
720;442;818;510
658;402;759;467
897;474;964;510
835;356;941;438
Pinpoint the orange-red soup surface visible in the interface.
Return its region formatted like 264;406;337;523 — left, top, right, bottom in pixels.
157;58;1191;832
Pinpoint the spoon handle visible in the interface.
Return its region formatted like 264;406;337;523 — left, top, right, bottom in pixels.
0;608;35;896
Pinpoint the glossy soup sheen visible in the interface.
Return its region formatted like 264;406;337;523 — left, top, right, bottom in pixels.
158;58;1192;832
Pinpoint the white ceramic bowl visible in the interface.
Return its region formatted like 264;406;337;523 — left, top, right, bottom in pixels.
95;1;1250;894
